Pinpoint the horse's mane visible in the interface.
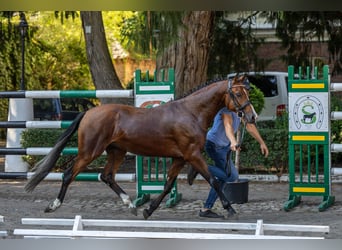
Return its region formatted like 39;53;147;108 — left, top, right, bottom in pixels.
177;78;226;100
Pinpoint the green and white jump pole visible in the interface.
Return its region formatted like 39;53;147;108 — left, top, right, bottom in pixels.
0;172;135;182
2;90;133;173
0;90;133;99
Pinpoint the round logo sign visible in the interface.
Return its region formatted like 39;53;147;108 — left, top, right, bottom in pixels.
140;100;166;108
292;95;324;130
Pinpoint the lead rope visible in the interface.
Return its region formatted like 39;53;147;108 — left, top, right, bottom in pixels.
236;121;246;149
226;121;246;177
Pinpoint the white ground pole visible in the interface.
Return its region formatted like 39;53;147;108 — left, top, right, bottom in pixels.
0;215;7;237
13;215;329;239
5;98;33;172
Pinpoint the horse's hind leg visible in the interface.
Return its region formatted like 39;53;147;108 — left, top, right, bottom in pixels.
44;156;93;213
143;158;185;219
100;146;137;215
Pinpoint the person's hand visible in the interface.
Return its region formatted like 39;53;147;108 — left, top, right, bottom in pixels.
260;143;269;157
230;144;241;152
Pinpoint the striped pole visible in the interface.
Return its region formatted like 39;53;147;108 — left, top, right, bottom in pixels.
0;147;79;155
331;143;342;153
0;121;72;129
331;83;342;92
331;111;342;121
0;148;136;156
0;172;135;182
0;90;133;99
331;144;342;176
2;89;133;172
329;82;342;176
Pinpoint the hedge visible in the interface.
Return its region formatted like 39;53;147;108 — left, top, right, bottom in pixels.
21;128;107;171
20;115;341;177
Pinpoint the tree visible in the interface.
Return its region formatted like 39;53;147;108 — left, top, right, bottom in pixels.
120;11;182;59
120;11;214;98
157;11;215;98
207;11;267;78
80;11;123;104
0;11;22;91
120;11;266;98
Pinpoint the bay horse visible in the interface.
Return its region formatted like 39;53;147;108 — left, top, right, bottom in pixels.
25;75;257;219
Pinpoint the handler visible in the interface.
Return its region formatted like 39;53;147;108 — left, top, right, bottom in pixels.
188;107;269;218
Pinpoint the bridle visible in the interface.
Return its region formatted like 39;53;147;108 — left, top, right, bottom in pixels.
226;77;251;154
227;77;252;114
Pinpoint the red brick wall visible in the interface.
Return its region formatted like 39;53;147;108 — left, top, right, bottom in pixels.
257;42;287;71
257;41;342;82
113;42;342;86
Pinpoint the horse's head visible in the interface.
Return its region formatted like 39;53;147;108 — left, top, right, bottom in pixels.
225;75;257;124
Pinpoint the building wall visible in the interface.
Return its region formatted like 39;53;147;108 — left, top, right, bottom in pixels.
113;58;156;88
113;42;342;87
257;41;342;82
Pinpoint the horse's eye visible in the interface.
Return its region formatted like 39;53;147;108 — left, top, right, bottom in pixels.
235;92;242;98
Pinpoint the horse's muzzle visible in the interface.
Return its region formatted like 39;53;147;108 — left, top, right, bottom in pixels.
244;112;257;124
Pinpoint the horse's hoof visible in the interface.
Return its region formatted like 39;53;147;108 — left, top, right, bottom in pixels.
130;207;138;216
227;206;237;217
44;199;61;213
44;206;55;213
143;209;150;220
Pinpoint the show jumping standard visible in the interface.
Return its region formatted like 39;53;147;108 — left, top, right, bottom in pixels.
25;75;257;219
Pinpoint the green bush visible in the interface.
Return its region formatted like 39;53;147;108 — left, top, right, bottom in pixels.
238;126;288;175
21;128;107;171
249;83;265;115
238;101;342;175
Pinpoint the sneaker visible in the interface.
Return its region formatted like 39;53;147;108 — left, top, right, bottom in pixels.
199;210;224;218
187;167;199;185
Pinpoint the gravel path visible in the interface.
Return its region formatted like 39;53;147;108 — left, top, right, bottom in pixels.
1;178;342;239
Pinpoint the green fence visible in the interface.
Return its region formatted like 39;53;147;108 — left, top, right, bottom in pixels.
133;68;182;207
284;65;335;211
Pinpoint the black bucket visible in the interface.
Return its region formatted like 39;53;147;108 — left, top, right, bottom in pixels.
222;178;249;204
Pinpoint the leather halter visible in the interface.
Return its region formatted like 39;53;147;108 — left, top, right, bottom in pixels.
227;78;251;113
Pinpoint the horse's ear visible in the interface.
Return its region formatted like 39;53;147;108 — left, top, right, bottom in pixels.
228;79;232;89
243;75;251;90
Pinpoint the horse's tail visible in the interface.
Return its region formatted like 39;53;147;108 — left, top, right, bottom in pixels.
25;112;86;192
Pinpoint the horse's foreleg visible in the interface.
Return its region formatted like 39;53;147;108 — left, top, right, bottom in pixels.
143;158;184;220
100;147;137;215
188;155;236;218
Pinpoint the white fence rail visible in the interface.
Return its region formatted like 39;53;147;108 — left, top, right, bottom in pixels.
0;215;7;237
13;215;329;239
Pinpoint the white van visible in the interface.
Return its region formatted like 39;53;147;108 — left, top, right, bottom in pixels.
228;72;289;121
